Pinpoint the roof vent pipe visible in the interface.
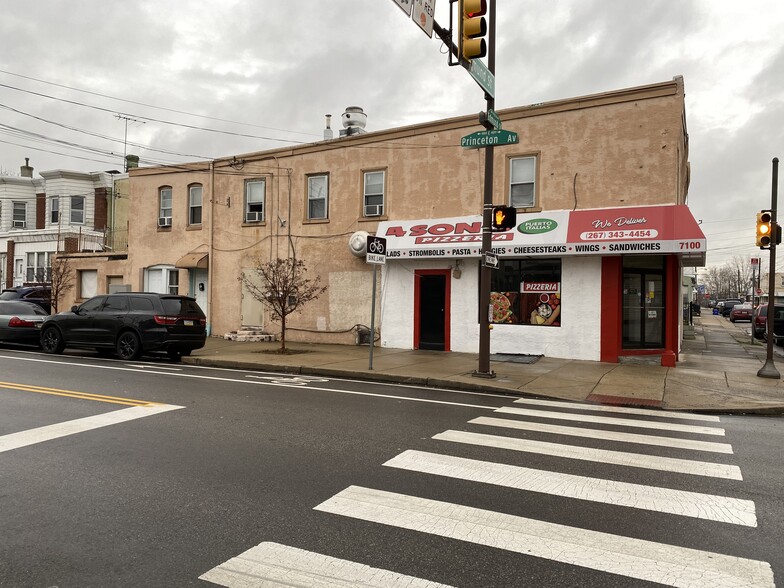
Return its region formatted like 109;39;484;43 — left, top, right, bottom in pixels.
323;114;333;140
20;158;33;178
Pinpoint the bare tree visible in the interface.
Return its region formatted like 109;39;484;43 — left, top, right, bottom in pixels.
239;257;327;352
49;255;74;314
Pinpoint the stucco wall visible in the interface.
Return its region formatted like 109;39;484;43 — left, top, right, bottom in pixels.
125;80;689;346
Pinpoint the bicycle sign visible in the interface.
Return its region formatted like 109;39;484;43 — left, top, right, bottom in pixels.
366;235;387;265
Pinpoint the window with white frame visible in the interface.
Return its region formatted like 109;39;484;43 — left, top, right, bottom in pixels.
307;174;328;220
51;196;59;223
509;156;537;208
363;170;385;217
245;179;265;223
26;252;51;283
159;187;172;226
70;196;85;224
144;265;179;295
12;201;26;228
188;184;202;225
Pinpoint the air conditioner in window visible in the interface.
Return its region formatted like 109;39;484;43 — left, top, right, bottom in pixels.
157;216;172;227
12;220;26;228
245;211;262;222
364;204;383;217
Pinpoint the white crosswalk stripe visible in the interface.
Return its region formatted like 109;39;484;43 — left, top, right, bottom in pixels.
314;486;774;588
200;541;454;588
512;397;722;422
383;450;756;525
204;398;771;587
470;415;734;453
495;406;726;435
432;429;743;479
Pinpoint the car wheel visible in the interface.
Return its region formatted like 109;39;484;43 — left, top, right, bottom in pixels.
167;350;182;362
116;331;142;361
41;327;65;354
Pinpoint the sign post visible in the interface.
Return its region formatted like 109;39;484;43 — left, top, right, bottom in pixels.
366;236;387;370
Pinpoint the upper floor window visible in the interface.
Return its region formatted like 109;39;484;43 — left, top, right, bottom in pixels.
509;156;536;208
51;197;59;223
189;184;203;225
26;251;51;282
245;179;265;223
363;170;385;217
70;196;85;224
159;187;172;227
307;174;328;220
12;201;27;228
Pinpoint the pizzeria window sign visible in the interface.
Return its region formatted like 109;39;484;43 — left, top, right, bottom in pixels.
490;259;561;326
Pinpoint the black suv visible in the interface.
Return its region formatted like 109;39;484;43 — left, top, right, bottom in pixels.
40;293;206;361
0;286;52;314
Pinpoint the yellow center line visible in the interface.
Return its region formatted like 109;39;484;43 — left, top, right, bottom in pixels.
0;381;158;407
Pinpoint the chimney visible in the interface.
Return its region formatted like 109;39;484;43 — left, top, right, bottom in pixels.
20;158;33;178
323;114;333;141
125;154;140;171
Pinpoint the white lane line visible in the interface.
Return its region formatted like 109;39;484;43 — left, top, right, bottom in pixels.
496;406;725;436
471;416;734;454
199;541;454;588
0;404;184;453
512;397;722;422
0;355;500;410
314;487;774;588
432;430;743;480
384;450;756;526
126;364;182;371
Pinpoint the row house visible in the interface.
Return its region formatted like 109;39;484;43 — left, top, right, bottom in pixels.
64;77;705;365
0;159;128;302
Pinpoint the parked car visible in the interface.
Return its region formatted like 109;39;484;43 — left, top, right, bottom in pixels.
0;300;49;346
0;285;52;314
721;299;743;317
753;303;784;340
40;293;206;361
729;303;753;322
764;305;784;347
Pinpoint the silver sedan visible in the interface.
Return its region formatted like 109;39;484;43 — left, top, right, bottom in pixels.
0;300;48;347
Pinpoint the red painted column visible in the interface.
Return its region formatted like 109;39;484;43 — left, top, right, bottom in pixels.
661;255;681;366
600;257;622;363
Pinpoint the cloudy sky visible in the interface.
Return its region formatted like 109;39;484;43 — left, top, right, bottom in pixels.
1;1;782;269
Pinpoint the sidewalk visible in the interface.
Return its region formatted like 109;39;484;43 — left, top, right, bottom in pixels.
183;313;784;414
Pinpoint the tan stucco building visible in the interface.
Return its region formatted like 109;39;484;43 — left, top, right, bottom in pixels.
65;77;705;364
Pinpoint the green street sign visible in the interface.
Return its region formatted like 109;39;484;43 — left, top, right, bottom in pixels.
461;129;519;149
484;109;502;130
463;58;495;98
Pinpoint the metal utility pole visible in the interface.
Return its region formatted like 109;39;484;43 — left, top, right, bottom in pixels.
758;157;780;379
474;0;497;378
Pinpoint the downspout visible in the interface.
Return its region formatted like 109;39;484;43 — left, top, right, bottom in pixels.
207;160;215;336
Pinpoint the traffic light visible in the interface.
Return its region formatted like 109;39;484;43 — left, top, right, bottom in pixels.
459;0;487;62
756;211;773;248
491;205;516;232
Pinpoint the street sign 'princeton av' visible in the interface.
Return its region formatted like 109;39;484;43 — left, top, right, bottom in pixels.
461;129;519;149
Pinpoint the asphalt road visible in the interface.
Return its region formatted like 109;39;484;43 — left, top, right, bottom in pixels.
0;347;782;587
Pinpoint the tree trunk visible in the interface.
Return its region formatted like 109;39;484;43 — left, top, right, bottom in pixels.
280;313;286;352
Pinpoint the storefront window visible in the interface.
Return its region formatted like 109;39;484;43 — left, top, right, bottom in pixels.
490;259;561;326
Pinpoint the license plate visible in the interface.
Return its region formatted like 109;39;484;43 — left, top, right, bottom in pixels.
184;320;194;326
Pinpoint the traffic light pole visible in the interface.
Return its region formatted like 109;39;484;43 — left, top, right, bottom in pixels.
758;157;780;379
474;0;496;378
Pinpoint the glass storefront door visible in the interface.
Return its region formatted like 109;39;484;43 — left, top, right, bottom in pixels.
622;256;665;349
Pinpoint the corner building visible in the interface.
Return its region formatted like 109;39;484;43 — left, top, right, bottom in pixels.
126;77;703;366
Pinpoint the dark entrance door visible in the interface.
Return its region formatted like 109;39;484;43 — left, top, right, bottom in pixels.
415;271;450;351
622;256;665;349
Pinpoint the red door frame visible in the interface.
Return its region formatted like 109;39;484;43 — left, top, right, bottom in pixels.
600;255;680;365
413;269;451;351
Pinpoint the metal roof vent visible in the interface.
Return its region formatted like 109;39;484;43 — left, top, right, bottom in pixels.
340;106;367;137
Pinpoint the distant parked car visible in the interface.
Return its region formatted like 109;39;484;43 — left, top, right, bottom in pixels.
729;303;753;322
40;293;206;361
0;286;52;314
754;303;784;340
0;300;48;346
721;299;743;317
